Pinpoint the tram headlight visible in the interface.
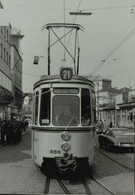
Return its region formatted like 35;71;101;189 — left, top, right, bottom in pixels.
61;143;71;152
61;132;71;141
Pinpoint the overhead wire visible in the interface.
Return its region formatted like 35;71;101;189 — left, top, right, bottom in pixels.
82;5;135;12
94;8;134;75
92;23;135;75
66;0;82;45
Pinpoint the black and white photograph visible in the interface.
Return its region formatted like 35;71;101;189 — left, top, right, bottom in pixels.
0;0;134;194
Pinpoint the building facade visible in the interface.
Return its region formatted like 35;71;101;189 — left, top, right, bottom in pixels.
10;28;24;120
0;25;13;120
0;24;24;120
99;87;135;128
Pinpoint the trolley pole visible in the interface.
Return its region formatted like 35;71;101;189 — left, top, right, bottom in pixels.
48;28;50;75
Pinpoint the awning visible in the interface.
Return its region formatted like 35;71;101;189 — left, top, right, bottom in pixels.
129;108;135;113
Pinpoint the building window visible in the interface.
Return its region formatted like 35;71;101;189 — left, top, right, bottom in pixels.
1;44;3;58
4;26;6;38
4;48;5;61
1;26;3;34
9;55;11;68
7;29;9;41
6;52;8;65
0;71;12;92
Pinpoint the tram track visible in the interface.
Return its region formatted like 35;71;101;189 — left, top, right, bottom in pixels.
96;148;134;172
43;148;134;195
43;176;92;194
43;175;117;194
43;177;50;194
89;176;117;195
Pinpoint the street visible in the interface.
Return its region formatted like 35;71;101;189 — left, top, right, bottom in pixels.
0;128;134;194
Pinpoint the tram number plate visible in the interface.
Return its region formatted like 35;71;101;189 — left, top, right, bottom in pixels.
60;67;73;80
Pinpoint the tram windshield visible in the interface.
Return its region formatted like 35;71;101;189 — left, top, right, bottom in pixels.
52;95;79;126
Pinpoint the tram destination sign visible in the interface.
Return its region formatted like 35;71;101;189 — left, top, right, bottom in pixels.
60;67;73;80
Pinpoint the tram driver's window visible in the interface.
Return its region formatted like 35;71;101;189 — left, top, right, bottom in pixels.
81;89;91;126
35;91;39;125
40;88;50;125
92;91;96;124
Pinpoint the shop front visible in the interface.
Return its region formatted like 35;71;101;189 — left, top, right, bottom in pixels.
0;86;13;120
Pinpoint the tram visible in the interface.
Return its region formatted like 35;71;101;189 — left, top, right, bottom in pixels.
31;24;96;177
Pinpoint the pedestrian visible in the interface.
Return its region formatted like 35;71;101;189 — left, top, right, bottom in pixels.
109;120;113;128
5;120;13;145
0;119;4;144
98;120;104;133
1;120;6;145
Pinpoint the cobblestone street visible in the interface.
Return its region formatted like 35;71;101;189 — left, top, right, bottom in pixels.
0;129;45;194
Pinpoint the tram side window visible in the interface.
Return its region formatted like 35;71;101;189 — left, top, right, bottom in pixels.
81;89;91;126
92;92;96;123
40;88;50;125
35;91;39;125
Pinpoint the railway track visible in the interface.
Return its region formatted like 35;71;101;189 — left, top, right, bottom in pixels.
89;176;117;195
96;148;134;172
43;176;91;194
43;176;117;194
43;148;134;194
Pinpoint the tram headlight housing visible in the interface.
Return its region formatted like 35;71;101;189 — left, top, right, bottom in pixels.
61;132;71;141
61;143;71;152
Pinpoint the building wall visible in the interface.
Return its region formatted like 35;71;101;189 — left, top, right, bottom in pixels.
10;31;24;111
0;24;24;120
0;25;13;120
11;46;22;91
0;26;12;87
100;91;135;128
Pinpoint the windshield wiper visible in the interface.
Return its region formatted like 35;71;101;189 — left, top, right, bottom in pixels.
65;113;76;131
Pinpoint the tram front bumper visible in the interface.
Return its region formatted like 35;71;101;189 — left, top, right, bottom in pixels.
41;154;89;178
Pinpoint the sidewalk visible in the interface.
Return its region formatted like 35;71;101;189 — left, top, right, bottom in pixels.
22;128;29;136
0;128;29;148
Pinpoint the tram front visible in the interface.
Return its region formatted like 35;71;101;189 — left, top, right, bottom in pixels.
32;68;96;177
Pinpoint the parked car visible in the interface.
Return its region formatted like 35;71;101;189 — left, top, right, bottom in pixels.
98;128;135;152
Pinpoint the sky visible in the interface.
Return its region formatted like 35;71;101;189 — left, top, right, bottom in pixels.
1;0;135;92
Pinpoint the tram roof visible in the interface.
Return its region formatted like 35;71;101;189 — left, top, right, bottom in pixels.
34;74;94;89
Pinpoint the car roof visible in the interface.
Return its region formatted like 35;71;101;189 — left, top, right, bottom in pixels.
108;128;131;131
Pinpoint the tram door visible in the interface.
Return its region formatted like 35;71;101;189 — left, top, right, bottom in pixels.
32;91;39;163
32;130;38;163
